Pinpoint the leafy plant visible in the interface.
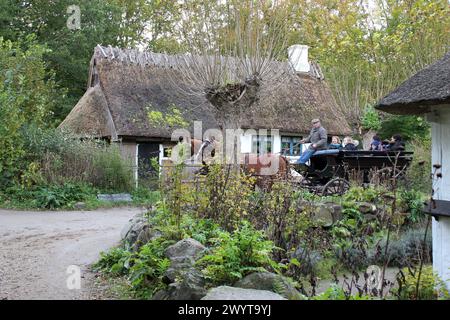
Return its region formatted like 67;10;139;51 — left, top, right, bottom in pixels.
128;238;173;298
399;190;425;224
198;221;280;285
94;247;133;275
361;105;381;131
396;266;449;300
95;238;174;299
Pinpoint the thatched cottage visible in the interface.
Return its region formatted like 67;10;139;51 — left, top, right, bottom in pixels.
376;51;450;289
59;45;351;177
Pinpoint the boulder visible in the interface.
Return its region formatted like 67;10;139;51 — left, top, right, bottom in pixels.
154;268;207;300
312;204;334;227
133;227;162;251
164;238;206;261
201;286;286;300
291;247;322;275
155;238;208;300
120;212;149;247
358;202;377;214
234;272;305;300
327;203;343;222
163;238;206;283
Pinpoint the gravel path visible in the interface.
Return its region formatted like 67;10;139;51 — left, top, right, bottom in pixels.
0;207;145;300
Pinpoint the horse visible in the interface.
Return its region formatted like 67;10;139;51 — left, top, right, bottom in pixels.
187;139;293;188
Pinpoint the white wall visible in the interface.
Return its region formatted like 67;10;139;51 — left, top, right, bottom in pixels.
428;106;450;289
240;130;281;154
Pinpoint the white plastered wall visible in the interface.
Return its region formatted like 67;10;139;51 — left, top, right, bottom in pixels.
429;106;450;288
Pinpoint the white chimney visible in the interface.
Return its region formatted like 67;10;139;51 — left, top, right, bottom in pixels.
288;44;310;73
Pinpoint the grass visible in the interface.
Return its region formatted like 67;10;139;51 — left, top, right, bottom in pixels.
0;185;160;211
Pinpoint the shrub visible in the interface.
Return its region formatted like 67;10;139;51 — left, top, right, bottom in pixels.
0;36;62;186
2;182;97;209
20;126;134;192
180;215;222;246
94;238;174;299
399;189;425;224
128;238;172;298
404;138;431;192
396;266;449;300
131;187;160;205
197;221;280;285
371;228;432;268
94;247;133;275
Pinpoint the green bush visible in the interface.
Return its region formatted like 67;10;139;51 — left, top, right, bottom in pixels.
399;189;425;224
19;126;135;192
95;238;174;299
0;36;62;186
378;115;430;142
371;228;432;268
404;138;432;193
1;182;97;209
94;247;133;275
131;187;160;205
180;215;222;246
396;266;449;300
128;239;172;298
197;221;280;285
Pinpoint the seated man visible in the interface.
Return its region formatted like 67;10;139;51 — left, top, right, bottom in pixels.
296;118;328;166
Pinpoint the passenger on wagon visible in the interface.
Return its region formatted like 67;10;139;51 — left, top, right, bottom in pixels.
296;118;327;166
369;135;383;151
329;136;342;150
388;134;405;152
342;136;357;151
382;139;390;150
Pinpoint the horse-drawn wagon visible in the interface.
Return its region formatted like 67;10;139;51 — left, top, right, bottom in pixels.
291;149;414;195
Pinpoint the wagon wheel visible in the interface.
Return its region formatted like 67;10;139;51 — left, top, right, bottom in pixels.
322;178;350;196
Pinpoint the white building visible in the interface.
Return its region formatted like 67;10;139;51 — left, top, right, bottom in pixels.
59;45;351;178
376;51;450;288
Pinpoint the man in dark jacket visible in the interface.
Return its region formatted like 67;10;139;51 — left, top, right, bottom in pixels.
296;118;328;165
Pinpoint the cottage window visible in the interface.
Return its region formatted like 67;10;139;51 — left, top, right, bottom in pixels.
281;136;302;156
251;135;273;154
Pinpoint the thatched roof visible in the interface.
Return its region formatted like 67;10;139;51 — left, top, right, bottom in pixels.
59;45;351;139
376;51;450;115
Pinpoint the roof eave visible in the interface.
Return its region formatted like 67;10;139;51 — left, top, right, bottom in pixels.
376;98;450;115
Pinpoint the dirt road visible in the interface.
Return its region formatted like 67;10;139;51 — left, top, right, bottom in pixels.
0;207;145;300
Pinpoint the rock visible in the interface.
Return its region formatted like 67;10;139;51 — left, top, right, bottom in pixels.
312;204;334;227
163;238;206;283
97;193;132;202
74;202;85;210
364;214;377;222
120;212;149;247
358;202;377;214
291;247;322;275
201;286;286;300
234;272;305;300
155;238;208;300
329;203;343;222
164;238;206;261
133;227;162;251
155;268;207;300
